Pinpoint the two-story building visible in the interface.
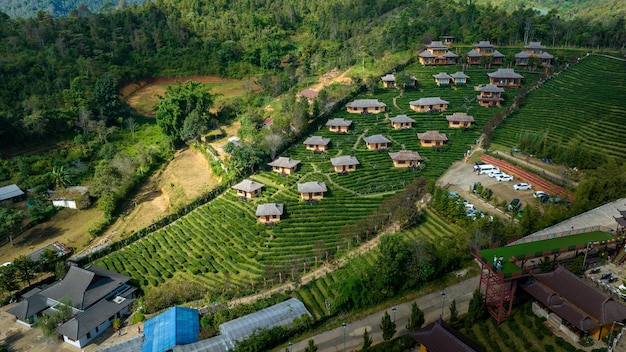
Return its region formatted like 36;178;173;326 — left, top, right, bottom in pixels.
466;40;505;66
515;41;554;66
418;41;458;65
487;68;524;87
476;84;505;107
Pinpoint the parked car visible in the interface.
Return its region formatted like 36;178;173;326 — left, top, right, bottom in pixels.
513;183;532;191
447;191;459;198
533;191;548;198
539;158;553;164
507;198;522;211
496;174;513;182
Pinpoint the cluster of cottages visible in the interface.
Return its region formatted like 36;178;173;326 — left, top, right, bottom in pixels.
417;39;554;67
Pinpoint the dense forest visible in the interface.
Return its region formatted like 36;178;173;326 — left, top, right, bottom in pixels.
0;0;145;19
0;0;624;151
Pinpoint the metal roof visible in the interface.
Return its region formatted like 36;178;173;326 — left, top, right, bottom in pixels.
0;184;24;202
142;307;200;352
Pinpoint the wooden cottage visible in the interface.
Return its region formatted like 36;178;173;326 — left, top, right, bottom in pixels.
418;41;458;65
297;182;328;201
267;157;300;175
388;150;423;168
389;115;415;130
232;179;264;199
297;89;318;103
466;41;505;66
432;72;453;87
516;41;554;66
446;112;475;128
256;203;284;223
345;99;386;114
476;84;505;107
363;134;391;150
409;97;450;112
450;72;469;85
417;131;448;147
381;74;396;88
302;136;331;152
330;155;360;173
441;35;455;46
326;118;352;133
410;319;486;352
487;68;524;88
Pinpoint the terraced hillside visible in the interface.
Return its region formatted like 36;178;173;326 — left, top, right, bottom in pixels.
95;63;542;296
492;55;626;165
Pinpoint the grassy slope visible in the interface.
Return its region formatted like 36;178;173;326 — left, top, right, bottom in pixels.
474;0;626;21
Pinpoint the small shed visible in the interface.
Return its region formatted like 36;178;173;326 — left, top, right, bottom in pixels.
417;131;448;147
256;203;284;223
388;150;423;168
330;156;360;173
446;112;475;128
326;118;353;133
389;115;415;130
432;72;453;87
142;307;200;352
297;89;318;102
363;134;391;150
267;157;300;175
409;97;450;112
51;186;89;209
0;184;25;203
450;72;469;85
345;99;387;114
232;179;264;199
476;84;505;107
381;74;396;88
488;68;524;87
297;182;328;201
302;136;331;152
441;35;455;45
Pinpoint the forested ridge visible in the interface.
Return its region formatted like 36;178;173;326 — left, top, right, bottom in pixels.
0;0;624;150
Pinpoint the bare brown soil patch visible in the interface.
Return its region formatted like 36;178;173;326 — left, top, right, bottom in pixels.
309;67;354;91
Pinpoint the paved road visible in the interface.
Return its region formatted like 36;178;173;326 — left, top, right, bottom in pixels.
288;275;479;352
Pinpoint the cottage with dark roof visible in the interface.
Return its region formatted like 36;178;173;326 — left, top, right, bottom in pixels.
476;84;505;107
326;118;352;133
487;68;524;87
446;112;475;128
410;318;486;352
450;72;470;85
515;41;554;66
417;131;448;147
418;41;458;65
389;115;415;130
267;157;300;175
232;179;264;199
363;134;391;150
345;99;386;114
330;156;360;173
522;266;626;340
297;182;328;201
388;150;423;168
432;72;453;87
466;40;506;66
410;97;450;113
6;265;137;349
256;203;284;223
302;136;331;152
381;74;396;88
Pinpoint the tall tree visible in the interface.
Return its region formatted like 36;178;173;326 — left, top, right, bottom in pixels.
13;255;36;286
449;299;459;324
380;310;396;342
362;328;372;351
406;301;425;332
0;265;19;295
94;74;124;122
0;207;24;246
303;339;318;352
468;290;487;322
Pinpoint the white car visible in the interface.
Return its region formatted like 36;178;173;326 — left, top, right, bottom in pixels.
496;174;514;182
513;183;532;191
533;191;548;198
488;171;504;178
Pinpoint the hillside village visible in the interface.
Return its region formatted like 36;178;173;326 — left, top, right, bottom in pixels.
1;1;626;352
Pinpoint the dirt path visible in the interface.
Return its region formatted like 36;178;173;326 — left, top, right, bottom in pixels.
308;68;354;92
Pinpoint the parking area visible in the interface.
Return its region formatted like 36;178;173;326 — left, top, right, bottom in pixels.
585;263;626;301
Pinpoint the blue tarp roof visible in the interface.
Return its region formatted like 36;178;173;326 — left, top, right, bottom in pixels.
142;306;200;352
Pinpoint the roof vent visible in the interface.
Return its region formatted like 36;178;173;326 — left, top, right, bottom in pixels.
113;296;126;304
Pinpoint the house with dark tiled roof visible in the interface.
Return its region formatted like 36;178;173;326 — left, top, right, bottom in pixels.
410;318;486;352
302;136;331;152
345;99;386;114
418;41;458;65
326;118;352;133
515;41;554;67
256;203;284;223
446;113;475;128
330;156;360;173
297;182;328;201
388;150;423;168
476;84;505;107
417;131;448;147
466;41;505;66
409;97;450;113
232;179;264;199
381;74;396;88
522;266;626;340
615;209;626;230
450;72;469;85
432;72;453;87
389;115;415;130
487;68;524;87
363;134;391;150
6;265;137;349
267;157;300;175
